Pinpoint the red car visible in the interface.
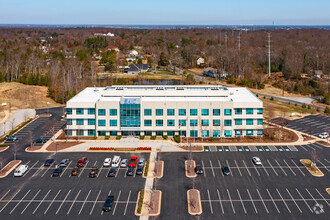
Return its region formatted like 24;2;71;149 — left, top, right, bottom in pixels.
77;157;87;167
128;156;138;167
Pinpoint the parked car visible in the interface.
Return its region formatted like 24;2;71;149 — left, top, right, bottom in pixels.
120;159;128;168
5;135;17;141
34;138;48;143
44;159;54;166
108;167;117;177
102;196;114;212
103;158;112;167
222;166;230;175
136;167;143;175
77;157;87;167
89;167;99;178
195;164;203;174
319;132;329;139
71;167;81;176
111;156;121;167
14;164;28;177
126;167;134;176
59;159;69;167
138;159;145;167
252;157;262;165
53;167;63;177
128;156;138;167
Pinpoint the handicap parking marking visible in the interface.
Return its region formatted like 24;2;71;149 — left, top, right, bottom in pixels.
44;189;61;214
305;188;320;210
295;188;313;213
0;189;21;213
21;189;41;214
112;190;121;215
286;189;302;213
33;189;51;214
314;188;330;208
89;190;101;215
246;189;258;214
67;189;81;215
217;146;223;151
9;189;31;214
265;189;279;213
78;189;91;215
55;189;71;215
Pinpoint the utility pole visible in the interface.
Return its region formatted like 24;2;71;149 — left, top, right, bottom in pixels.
267;33;271;78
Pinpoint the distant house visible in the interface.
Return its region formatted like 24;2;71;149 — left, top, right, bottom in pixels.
314;70;323;79
94;32;115;37
126;57;137;62
129;50;139;57
105;45;120;53
197;57;205;66
203;67;228;79
125;64;149;74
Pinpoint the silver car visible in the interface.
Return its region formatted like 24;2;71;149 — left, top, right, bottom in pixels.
138;159;145;167
120;159;128;168
252;157;261;165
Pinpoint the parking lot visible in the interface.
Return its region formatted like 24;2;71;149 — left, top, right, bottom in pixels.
0;152;148;220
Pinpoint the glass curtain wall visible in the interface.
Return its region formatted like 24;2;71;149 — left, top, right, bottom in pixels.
120;104;141;127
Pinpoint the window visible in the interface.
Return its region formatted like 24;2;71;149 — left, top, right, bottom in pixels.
110;120;117;126
110;109;117;116
156;109;163;116
181;131;187;136
190;109;198;116
66;108;72;115
201;109;209;116
98;120;106;127
156;131;163;136
98;131;106;136
167;109;175;116
190;130;198;137
88;108;95;115
246;108;253;115
179;109;186;116
67;130;72;136
224;120;232;126
224;109;232;116
213;109;220;116
88;119;95;125
88;130;95;136
246;119;254;125
144;109;152;116
257;130;263;135
145;131;152;136
167;120;175;126
235;119;242;125
257;108;263;114
98;109;106;116
167;131;174;136
76;119;84;125
120;104;141;127
76;108;84;115
235;108;242;115
190;119;198;126
202;130;209;137
67;119;72;125
179;119;186;126
144;120;152;126
77;130;84;136
156;120;163;126
201;119;209;126
213;130;220;137
235;130;242;136
224;130;232;137
246;129;254;136
110;131;117;136
257;119;263;125
213;119;220;126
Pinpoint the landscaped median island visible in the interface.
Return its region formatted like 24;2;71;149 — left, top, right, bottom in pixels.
0;144;9;152
154;161;164;178
300;159;324;177
0;160;21;178
88;147;152;151
135;189;162;216
143;159;150;177
185;160;197;178
187;189;202;215
180;145;204;152
327;188;330;195
135;189;144;215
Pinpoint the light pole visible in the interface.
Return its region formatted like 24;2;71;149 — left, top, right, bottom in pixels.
46;102;50;115
55;142;58;168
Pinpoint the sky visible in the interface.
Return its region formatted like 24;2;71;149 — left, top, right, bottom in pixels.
0;0;329;25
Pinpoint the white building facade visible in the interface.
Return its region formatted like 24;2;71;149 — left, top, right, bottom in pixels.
66;85;263;137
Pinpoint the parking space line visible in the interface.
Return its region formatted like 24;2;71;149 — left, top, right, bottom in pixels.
32;164;45;177
274;160;287;176
60;161;72;177
305;188;319;208
56;190;71;215
227;189;235;214
290;159;305;176
216;189;224;214
0;190;11;202
201;160;206;177
276;188;291;213
286;189;302;213
209;160;215;177
33;189;51;214
9;189;31;214
207;189;213;214
41;162;54;177
21;189;40;214
300;145;308;151
257;189;269;214
317;160;330;173
295;188;313;213
101;190;112;215
218;160;224;176
124;168;128;178
78;161;89;177
112;190;121;215
133;168;136;178
237;189;246;214
247;189;257;214
267;160;278;176
242;160;251;176
251;161;260;176
23;160;39;177
324;159;330;164
261;163;269;176
67;190;81;215
0;189;21;213
78;190;91;215
265;189;280;214
234;160;242;176
226;160;233;176
44;190;61;214
283;160;296;176
90;190;101;215
314;188;330;207
310;143;322;150
93;161;97;167
124;190;131;215
305;145;315;150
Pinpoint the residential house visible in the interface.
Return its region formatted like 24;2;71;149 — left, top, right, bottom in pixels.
129;50;139;57
197;57;205;66
125;64;149;74
105;45;120;53
203;67;228;79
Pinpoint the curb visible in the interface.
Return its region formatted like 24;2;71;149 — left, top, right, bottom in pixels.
300;159;324;177
0;160;22;178
148;190;162;216
185;160;197;178
0;146;9;152
187;189;202;215
155;161;164;179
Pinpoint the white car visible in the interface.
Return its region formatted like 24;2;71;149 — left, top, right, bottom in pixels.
138;159;145;167
319;132;329;139
252;157;261;165
103;158;112;167
120;159;128;168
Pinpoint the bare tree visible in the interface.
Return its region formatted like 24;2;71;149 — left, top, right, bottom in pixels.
9;118;15;131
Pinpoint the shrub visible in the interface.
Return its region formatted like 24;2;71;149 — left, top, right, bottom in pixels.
256;94;259;97
307;105;311;109
302;103;307;108
150;136;156;140
263;96;266;99
116;135;122;140
295;103;298;106
270;97;274;101
288;102;290;105
0;144;9;147
144;159;150;177
208;137;215;142
174;135;180;143
162;135;168;140
325;106;330;114
140;135;145;140
93;136;97;140
137;189;145;214
105;135;110;140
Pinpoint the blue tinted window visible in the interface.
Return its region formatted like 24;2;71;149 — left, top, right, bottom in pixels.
257;130;263;135
213;119;220;126
144;109;152;116
167;109;175;116
67;108;72;115
98;120;106;126
88;119;95;125
190;109;198;116
67;119;72;125
246;130;254;135
235;108;242;115
224;120;232;126
76;108;84;115
257;119;263;125
246;108;253;115
110;120;117;126
257;108;263;114
201;119;209;126
213;109;220;116
224;130;232;137
67;130;72;136
213;130;220;137
179;109;186;116
235;119;242;125
167;120;175;126
224;109;232;116
246;119;253;125
88;108;95;115
110;109;117;116
190;119;198;126
179;120;186;126
144;120;152;126
202;130;209;137
76;119;84;125
120;104;141;127
88;130;95;136
190;130;198;137
235;130;242;136
156;109;163;116
201;109;209;116
156;120;163;126
98;109;106;116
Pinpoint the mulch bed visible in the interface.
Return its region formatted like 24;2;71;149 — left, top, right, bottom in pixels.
188;189;201;215
300;159;324;177
46;142;83;151
303;135;315;141
185;160;196;177
181;145;203;151
57;131;94;140
154;161;163;178
316;141;330;147
149;190;161;215
0;160;21;177
26;146;42;151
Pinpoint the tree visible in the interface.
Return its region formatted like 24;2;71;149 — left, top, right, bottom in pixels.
158;52;169;66
84;36;108;52
100;50;117;71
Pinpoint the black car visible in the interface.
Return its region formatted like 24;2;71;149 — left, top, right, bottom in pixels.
102;196;114;212
108;167;117;177
126;167;134;176
53;167;63;177
222;166;230;175
89;167;99;178
136;167;143;175
35;138;48;143
195;164;203;174
44;159;54;166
